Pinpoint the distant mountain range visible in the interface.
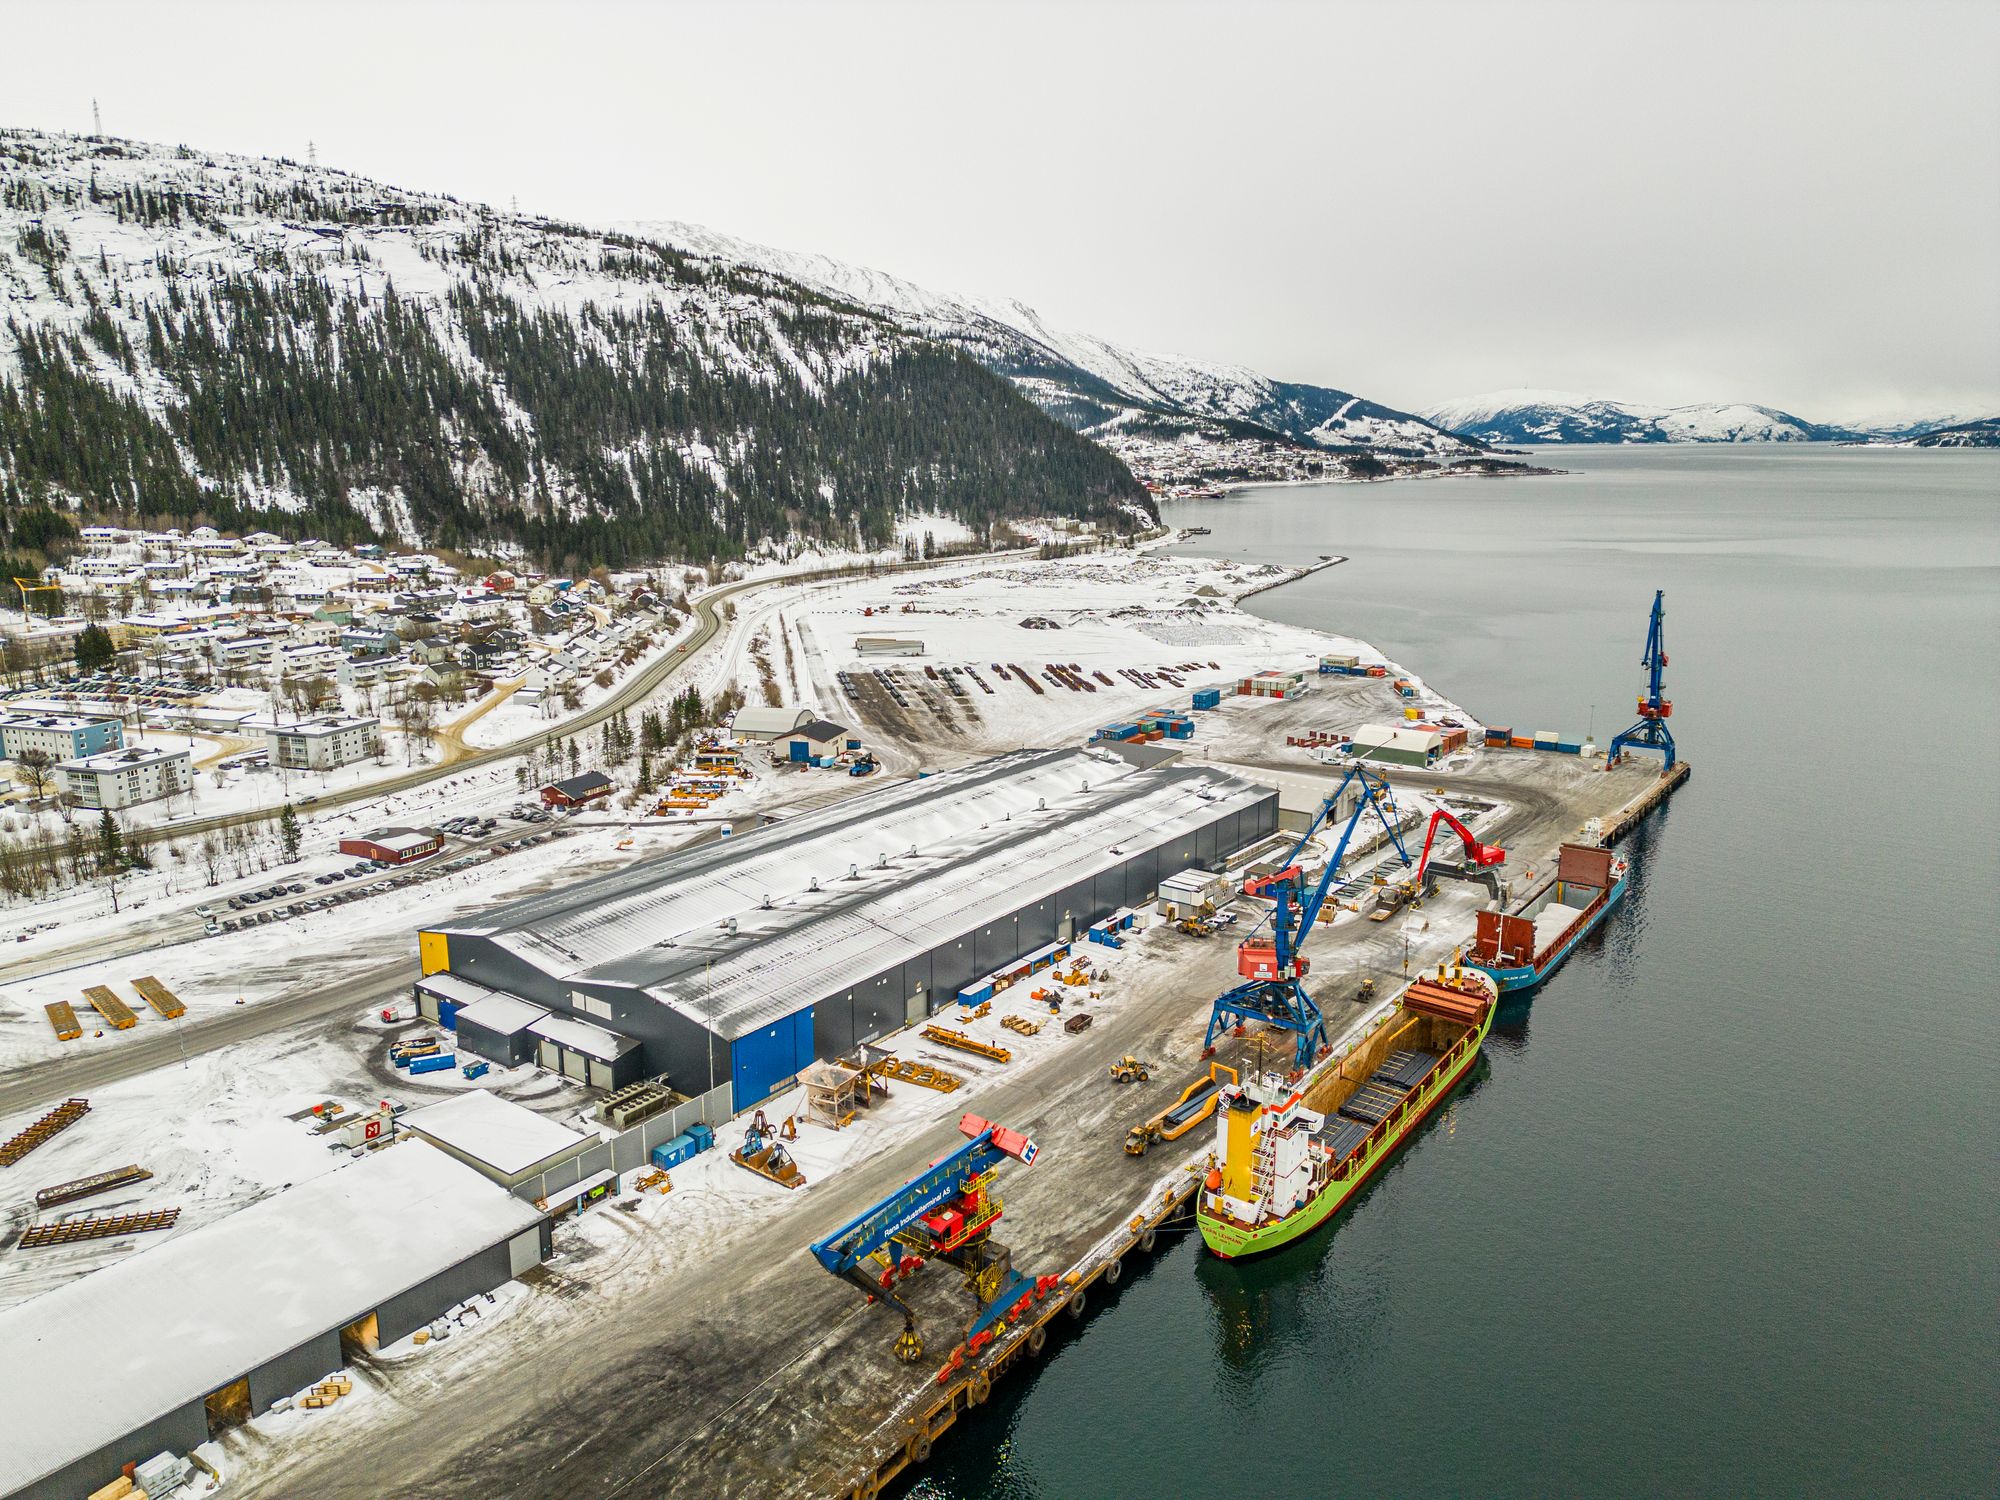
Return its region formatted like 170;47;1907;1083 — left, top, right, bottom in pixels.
637;222;1495;484
1421;389;1994;446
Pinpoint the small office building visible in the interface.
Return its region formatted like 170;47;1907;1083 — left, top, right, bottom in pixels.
541;770;614;808
340;826;444;864
786;719;850;763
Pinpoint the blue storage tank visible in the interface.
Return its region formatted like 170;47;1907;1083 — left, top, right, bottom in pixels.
730;1007;815;1107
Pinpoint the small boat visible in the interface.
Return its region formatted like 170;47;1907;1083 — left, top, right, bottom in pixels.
1197;966;1495;1259
1466;842;1626;992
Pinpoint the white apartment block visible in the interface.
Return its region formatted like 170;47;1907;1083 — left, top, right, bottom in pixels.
57;746;192;810
250;715;381;770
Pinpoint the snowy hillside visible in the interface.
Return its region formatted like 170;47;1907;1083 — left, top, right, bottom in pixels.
0;128;1146;566
1421;389;1861;444
631;220;1487;478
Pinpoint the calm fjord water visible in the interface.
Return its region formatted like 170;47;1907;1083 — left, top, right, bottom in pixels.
908;446;1999;1498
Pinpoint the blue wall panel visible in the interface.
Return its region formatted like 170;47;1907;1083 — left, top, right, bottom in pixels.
731;1007;815;1106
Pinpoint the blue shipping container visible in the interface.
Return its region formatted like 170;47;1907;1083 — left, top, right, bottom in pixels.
1192;689;1221;710
407;1052;457;1075
651;1133;700;1170
730;1007;815;1107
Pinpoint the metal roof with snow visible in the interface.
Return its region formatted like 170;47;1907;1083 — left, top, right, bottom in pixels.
450;990;550;1037
0;1143;543;1499
436;748;1271;1044
529;1013;641;1062
401;1091;588;1177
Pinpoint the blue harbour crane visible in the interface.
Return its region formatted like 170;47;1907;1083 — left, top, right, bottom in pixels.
1609;589;1676;772
1205;763;1410;1072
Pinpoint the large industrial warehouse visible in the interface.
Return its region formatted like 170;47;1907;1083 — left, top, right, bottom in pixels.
0;1143;549;1500
420;748;1278;1107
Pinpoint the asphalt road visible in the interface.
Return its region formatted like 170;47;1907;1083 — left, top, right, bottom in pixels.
0;958;411;1120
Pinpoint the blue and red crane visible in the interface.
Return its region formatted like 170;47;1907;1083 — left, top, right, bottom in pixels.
1205;762;1410;1071
808;1114;1058;1365
1609;589;1676;771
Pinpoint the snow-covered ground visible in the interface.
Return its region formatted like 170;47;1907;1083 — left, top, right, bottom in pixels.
0;817;702;1071
736;549;1472;764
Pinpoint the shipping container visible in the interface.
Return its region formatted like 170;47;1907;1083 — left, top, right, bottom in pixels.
406;1052;457;1075
1192;688;1222;710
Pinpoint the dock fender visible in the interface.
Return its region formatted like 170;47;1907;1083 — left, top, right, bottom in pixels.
1027;1325;1047;1356
908;1433;933;1464
1104;1255;1123;1287
969;1371;992;1406
1066;1289;1088;1320
1140;1227;1158;1253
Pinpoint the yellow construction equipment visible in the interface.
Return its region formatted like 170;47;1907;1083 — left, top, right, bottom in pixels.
867;1056;964;1093
82;985;137;1030
1108;1055;1151;1085
130;976;185;1019
920;1025;1012;1063
1125;1062;1239;1156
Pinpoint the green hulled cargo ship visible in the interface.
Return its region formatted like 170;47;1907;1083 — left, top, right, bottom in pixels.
1197;967;1495;1258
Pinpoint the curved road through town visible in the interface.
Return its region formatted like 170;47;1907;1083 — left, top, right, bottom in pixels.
0;550;1035;1114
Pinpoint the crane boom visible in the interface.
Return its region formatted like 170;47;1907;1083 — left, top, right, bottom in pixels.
807;1114;1049;1364
1210;763;1409;1070
1413;808;1505;886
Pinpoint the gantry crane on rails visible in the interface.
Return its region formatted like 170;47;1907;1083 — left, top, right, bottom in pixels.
1206;762;1409;1072
808;1114;1058;1364
1609;589;1676;772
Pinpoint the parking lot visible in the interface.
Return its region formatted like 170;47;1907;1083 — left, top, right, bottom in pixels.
199;816;576;937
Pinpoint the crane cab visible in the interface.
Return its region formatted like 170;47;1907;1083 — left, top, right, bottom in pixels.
1238;941;1305;982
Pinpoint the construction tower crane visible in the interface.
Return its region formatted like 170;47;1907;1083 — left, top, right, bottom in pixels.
808;1114;1056;1364
1609;589;1676;772
11;578;63;632
1205;763;1409;1071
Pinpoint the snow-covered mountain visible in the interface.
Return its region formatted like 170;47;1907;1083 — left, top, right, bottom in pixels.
630;220;1487;473
0;128;1146;566
1904;417;2000;448
1421;389;1862;445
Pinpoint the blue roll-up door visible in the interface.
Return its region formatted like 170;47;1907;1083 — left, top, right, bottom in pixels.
730;1007;816;1107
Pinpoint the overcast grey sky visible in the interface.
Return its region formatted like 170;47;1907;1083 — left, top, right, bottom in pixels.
9;0;1997;421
